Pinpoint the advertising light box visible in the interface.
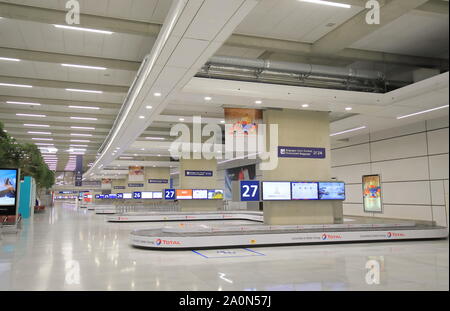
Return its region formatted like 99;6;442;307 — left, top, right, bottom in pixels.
176;189;193;200
153;192;163;199
262;182;291;201
363;175;382;213
291;182;319;200
208;190;224;200
123;193;132;199
0;169;19;211
318;182;345;200
141;192;153;199
193;189;208;200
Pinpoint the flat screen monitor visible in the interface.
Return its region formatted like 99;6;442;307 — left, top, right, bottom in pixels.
291;182;319;200
193;189;208;200
262;181;291;201
208;190;224;200
141;192;153;199
153;192;163;199
123;193;132;199
0;169;18;207
176;189;193;200
109;194;117;199
318;182;345;200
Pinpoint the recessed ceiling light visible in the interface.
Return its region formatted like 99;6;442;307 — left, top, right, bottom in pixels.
298;0;351;9
255;100;262;104
0;57;20;62
1;83;32;88
24;124;50;128
345;107;353;111
154;92;162;97
66;88;103;94
220;120;225;124
204;96;212;101
179;118;185;121
140;148;145;151
139;116;145;119
17;113;46;118
397;105;449;120
69;105;100;110
54;24;113;35
28;131;52;135
70;126;95;130
62;64;107;70
302;104;309;108
7;101;40;106
330;126;367;137
70;117;98;121
146;105;153;109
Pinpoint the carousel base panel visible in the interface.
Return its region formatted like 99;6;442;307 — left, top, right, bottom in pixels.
108;211;263;223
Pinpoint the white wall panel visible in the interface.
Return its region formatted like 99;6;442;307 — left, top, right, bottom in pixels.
370;133;428;162
331;143;370;167
343;203;366;217
344;184;363;203
427;116;449;131
382;181;431;205
429;154;449;180
430;180;446;206
432;205;448;227
379;204;432;221
427;128;449;155
331;134;370;149
371;157;429;182
370;121;425;141
331;163;371;184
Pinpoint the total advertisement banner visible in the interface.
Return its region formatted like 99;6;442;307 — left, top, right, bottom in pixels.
278;146;326;159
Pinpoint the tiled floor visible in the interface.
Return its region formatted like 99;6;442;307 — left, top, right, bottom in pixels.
0;203;448;291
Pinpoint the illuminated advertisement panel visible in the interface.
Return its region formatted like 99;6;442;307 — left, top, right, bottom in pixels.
152;192;163;199
193;189;208;200
208;190;224;200
292;182;319;200
262;182;291;201
318;182;346;200
363;175;383;213
141;192;153;199
123;193;132;199
0;169;19;215
176;189;193;200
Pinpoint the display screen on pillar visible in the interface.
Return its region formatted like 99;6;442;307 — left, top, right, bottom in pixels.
262;182;292;201
176;189;193;200
0;169;19;213
117;193;124;199
123;193;132;199
193;189;208;200
141;192;153;199
208;190;224;200
109;194;117;199
291;182;319;200
318;182;346;200
153;192;163;199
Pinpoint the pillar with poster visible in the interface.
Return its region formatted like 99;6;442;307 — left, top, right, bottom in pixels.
363;174;383;213
0;168;20;221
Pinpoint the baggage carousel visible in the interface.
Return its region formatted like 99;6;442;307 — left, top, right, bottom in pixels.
129;220;448;249
108;211;263;222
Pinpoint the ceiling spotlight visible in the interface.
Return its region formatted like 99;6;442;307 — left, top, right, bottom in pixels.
146;105;153;109
220;120;225;124
154;92;162;97
139;116;145;119
302;104;309;108
255;100;262;104
345;107;353;111
179;118;185;121
204;96;212;101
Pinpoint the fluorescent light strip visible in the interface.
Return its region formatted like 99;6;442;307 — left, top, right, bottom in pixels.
0;57;20;62
71;126;95;130
145;137;165;140
24;124;50;128
7;101;41;106
0;83;32;88
32;138;53;141
70;117;98;121
66;88;103;94
70;133;93;137
299;0;351;8
330;126;367;137
70;144;88;147
54;24;113;35
28;131;52;135
17;113;46;118
35;143;54;146
69;105;100;110
62;64;107;70
396;105;449;120
70;139;90;143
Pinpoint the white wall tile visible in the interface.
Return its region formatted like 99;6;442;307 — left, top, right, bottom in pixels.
427;128;449;155
430;180;446;206
432;205;448;227
371;157;429;182
378;204;432;221
343;203;366;216
429;154;449;180
344;184;363;203
370;121;426;141
331;143;370;167
331;163;371;184
426;116;449;131
370;133;428;162
331;133;370;149
382;181;431;205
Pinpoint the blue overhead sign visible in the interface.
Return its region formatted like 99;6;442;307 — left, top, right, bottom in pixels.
148;179;169;184
128;183;144;188
133;192;142;199
278;146;326;159
240;181;261;201
185;170;213;177
114;186;126;190
164;189;176;200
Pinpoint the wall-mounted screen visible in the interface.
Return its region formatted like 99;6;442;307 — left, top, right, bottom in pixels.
363;175;382;213
123;193;132;199
176;189;193;200
208;190;224;200
193;189;208;200
141;192;153;199
262;182;291;201
318;182;345;200
153;192;163;199
0;169;18;208
109;194;117;199
291;182;319;200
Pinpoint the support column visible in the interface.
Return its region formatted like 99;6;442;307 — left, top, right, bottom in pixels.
179;158;221;212
144;167;170;193
262;109;342;225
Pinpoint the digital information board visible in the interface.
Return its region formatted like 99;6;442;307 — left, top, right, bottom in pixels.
262;182;292;201
318;182;345;200
292;182;319;200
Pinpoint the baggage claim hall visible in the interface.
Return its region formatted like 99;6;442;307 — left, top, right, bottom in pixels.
0;0;448;292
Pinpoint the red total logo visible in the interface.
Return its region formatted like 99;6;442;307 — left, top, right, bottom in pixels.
321;233;343;240
387;232;406;238
155;239;181;246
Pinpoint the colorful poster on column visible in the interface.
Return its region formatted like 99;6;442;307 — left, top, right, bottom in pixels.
363;175;383;213
101;178;112;190
224;108;262;137
128;166;144;182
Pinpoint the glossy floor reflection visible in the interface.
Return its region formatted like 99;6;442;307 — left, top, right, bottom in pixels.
0;203;448;291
